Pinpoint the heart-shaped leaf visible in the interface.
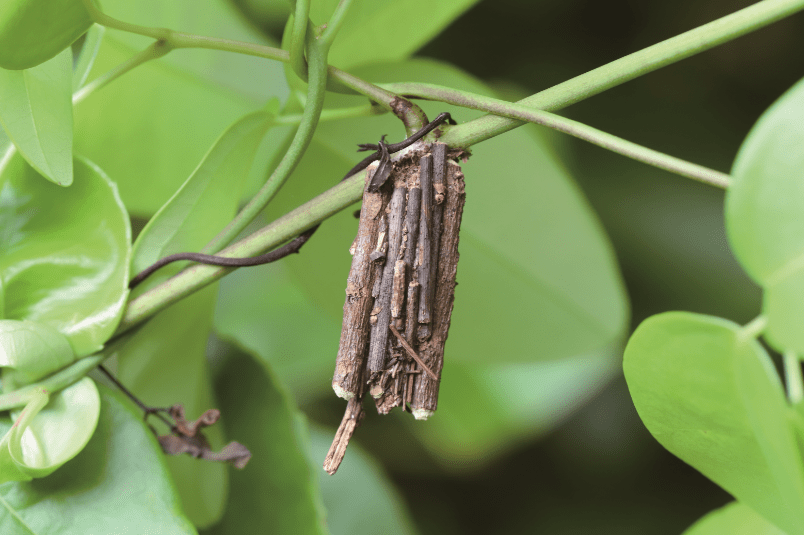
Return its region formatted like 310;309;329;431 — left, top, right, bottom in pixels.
683;502;787;535
725;76;804;353
0;48;73;185
0;320;75;388
0;385;197;535
0;377;100;483
624;311;804;535
0;0;92;70
0;153;131;356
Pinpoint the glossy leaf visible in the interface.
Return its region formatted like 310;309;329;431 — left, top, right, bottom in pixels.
624;311;804;535
683;502;787;535
0;49;73;186
115;287;227;529
0;320;74;387
307;0;481;70
0;154;131;356
6;377;100;481
0;386;197;535
131;110;274;275
205;348;326;535
72;24;105;91
267;58;628;363
309;427;419;535
725;77;804;353
74;1;288;216
0;0;92;70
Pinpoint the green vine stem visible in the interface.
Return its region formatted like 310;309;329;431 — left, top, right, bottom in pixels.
318;0;356;49
72;40;172;105
739;315;767;341
202;32;331;253
275;102;385;126
383;83;730;188
287;0;310;81
784;352;804;404
79;0;414;119
440;0;804;148
0;355;104;411
115;171;367;335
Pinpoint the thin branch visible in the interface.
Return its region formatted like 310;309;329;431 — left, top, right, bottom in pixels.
437;0;804;148
201;36;329;254
129;226;317;288
72;40;172;105
287;0;310;81
97;365;174;430
389;325;438;381
319;0;356;48
114;170;366;336
384;84;730;188
0;355;104;411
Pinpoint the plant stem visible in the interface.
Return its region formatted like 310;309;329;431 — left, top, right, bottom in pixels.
115;170;366;335
287;0;310;81
274;103;384;126
72;40;173;105
202;34;331;254
384;83;730;188
739;314;767;341
81;0;424;134
440;0;804;148
784;352;804;404
318;0;355;49
0;355;104;411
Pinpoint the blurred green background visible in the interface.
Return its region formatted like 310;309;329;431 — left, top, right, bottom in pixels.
75;0;804;533
312;1;803;532
223;1;804;533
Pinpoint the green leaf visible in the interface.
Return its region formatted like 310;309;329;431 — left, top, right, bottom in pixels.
308;426;419;535
74;0;288;216
0;153;131;356
72;24;105;92
115;288;227;529
99;0;283;101
0;49;73;186
624;311;804;535
4;377;100;481
214;260;618;468
268;58;628;363
0;385;197;535
205;348;327;535
0;0;92;70
308;0;481;70
131;110;274;275
0;320;75;388
214;262;340;402
725;77;804;354
683;502;787;535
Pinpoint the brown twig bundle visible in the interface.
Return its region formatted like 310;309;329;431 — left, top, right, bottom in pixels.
325;141;465;474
